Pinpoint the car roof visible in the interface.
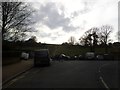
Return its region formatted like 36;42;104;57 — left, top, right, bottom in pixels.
35;49;48;51
34;49;49;52
86;52;95;54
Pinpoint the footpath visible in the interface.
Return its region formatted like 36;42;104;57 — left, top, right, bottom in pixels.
2;59;34;85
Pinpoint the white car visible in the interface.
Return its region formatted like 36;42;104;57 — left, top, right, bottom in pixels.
21;52;29;60
85;52;95;60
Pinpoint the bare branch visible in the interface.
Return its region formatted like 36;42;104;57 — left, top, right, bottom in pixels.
1;2;35;41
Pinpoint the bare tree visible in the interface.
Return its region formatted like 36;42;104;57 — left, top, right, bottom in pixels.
79;27;99;52
99;25;113;45
79;27;99;46
68;36;76;45
27;36;37;43
99;25;113;53
0;2;34;41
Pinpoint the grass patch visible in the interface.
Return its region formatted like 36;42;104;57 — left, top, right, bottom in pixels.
3;57;21;66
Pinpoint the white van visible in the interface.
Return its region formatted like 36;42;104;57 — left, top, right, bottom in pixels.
21;52;29;60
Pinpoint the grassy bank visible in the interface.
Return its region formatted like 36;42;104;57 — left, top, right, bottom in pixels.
16;44;120;57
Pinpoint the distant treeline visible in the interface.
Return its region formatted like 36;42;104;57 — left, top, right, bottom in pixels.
3;40;120;58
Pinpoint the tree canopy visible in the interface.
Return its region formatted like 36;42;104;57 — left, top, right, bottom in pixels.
0;2;34;41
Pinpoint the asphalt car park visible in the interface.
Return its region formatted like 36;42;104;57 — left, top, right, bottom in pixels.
3;60;119;89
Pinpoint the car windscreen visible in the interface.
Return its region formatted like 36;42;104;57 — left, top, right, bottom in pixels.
35;51;48;57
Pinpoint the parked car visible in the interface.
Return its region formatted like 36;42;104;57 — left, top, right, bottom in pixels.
59;54;65;60
69;56;75;60
103;54;114;60
51;55;60;61
74;56;78;60
20;52;29;60
78;55;84;60
65;56;70;60
50;58;53;62
34;49;50;66
60;54;66;59
59;54;70;60
96;55;104;60
85;52;95;60
29;51;34;59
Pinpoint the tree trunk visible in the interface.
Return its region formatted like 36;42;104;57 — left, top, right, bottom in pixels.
105;45;108;53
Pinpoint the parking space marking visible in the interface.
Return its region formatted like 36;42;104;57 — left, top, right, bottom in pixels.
100;76;109;90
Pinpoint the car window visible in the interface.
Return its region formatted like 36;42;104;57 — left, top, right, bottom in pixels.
36;51;48;57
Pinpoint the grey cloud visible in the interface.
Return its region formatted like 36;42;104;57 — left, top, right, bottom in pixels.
63;25;79;31
34;31;51;38
40;32;51;38
51;37;57;40
32;2;77;32
54;32;63;37
71;11;80;18
80;2;90;14
81;0;99;13
71;2;92;19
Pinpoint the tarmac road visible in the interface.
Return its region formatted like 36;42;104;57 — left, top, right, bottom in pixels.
98;61;119;88
3;60;119;89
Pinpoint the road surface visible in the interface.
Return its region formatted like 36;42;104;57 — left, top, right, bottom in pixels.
3;60;119;89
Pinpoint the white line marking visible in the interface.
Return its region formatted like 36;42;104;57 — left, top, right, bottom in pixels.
3;75;25;88
100;76;109;89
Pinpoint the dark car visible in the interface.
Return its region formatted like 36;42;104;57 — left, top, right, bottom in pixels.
103;54;114;60
34;49;50;66
96;55;104;60
78;55;84;60
59;54;66;59
59;54;70;60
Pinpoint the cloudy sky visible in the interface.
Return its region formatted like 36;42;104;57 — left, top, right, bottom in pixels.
27;0;118;44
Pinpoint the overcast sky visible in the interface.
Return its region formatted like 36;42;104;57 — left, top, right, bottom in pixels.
27;0;118;44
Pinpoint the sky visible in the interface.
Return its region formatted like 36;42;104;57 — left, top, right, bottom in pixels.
26;0;118;44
